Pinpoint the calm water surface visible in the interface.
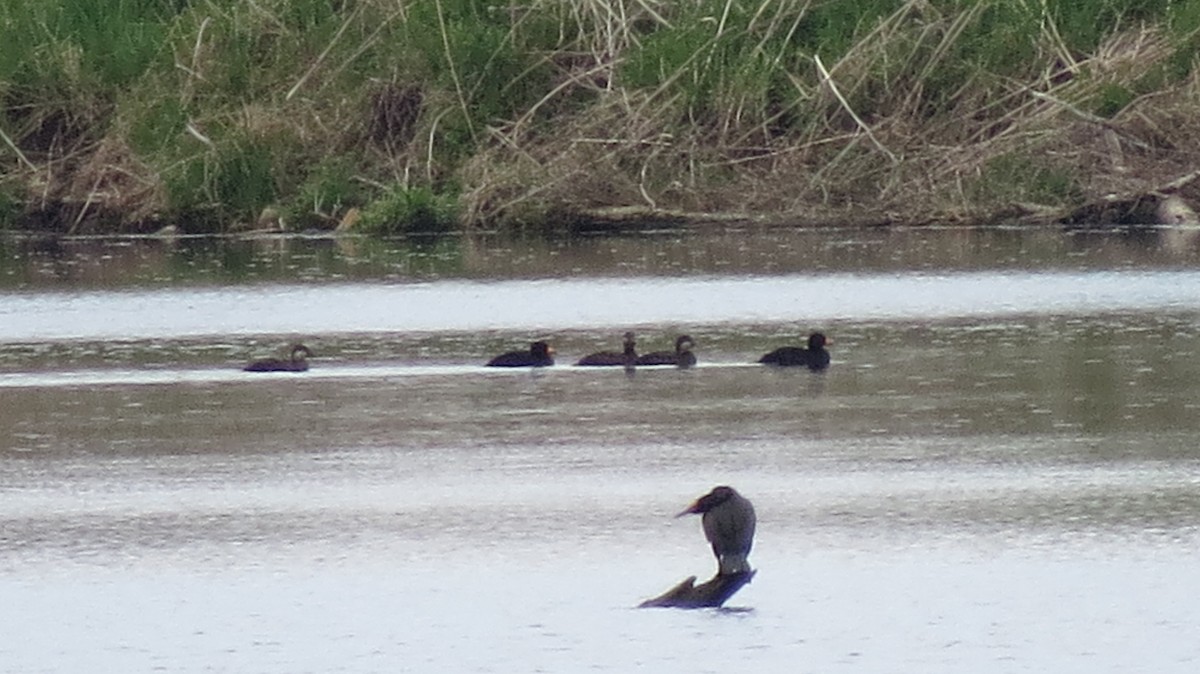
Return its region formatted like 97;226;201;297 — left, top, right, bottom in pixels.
2;226;1200;673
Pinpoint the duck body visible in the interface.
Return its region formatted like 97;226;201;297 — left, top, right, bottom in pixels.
759;332;830;371
487;341;555;367
636;335;696;368
576;331;637;367
244;344;311;372
677;485;756;576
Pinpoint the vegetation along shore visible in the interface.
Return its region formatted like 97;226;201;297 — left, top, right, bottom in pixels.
2;0;1200;235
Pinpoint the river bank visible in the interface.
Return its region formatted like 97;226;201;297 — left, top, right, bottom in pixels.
2;1;1199;234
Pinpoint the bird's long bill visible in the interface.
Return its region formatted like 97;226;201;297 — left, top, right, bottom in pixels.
674;500;701;518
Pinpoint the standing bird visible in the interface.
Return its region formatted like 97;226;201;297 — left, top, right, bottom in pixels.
244;343;312;372
636;335;697;369
576;331;637;367
676;485;756;576
758;332;831;371
486;340;555;367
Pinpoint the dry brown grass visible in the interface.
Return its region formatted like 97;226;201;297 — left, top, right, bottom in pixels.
60;135;168;232
459;12;1200;229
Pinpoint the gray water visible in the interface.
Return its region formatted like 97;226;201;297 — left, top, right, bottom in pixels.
2;226;1200;673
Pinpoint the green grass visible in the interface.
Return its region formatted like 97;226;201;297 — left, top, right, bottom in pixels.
359;185;459;235
0;0;1197;232
971;154;1084;207
0;181;18;229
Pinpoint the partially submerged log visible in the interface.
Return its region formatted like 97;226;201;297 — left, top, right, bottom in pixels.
1156;194;1200;225
1057;169;1200;226
638;570;756;609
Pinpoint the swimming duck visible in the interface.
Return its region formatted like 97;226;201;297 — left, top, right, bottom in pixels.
758;332;831;371
576;331;637;367
636;335;696;368
244;343;312;372
486;340;555;367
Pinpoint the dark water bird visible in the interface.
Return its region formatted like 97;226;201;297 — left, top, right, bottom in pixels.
758;332;831;370
677;485;757;576
486;340;555;367
576;331;637;367
636;335;696;368
243;343;312;372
